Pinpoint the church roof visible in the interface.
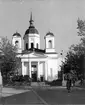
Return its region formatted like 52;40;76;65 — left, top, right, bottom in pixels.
13;32;21;37
46;31;54;36
25;26;39;35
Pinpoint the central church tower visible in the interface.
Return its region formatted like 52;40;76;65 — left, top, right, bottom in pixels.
23;13;40;50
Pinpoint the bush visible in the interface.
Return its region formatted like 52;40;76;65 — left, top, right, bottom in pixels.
23;75;30;82
3;75;31;86
45;79;62;86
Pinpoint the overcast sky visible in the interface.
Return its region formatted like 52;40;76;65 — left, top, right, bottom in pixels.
0;0;85;54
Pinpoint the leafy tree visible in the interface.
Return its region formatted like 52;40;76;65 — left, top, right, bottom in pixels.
77;18;85;78
77;18;85;36
0;37;21;79
61;18;85;80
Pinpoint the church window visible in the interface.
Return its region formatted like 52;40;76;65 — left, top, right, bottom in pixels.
26;43;28;50
36;43;38;49
31;43;34;48
15;40;19;48
48;40;52;48
15;40;19;44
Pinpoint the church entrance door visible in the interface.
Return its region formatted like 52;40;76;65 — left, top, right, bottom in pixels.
32;71;37;82
31;65;37;82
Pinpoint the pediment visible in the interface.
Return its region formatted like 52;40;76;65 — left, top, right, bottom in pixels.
21;52;47;58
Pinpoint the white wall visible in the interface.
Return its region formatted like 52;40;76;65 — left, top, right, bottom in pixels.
47;57;62;81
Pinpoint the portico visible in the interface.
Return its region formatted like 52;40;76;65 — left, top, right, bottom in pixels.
21;58;48;81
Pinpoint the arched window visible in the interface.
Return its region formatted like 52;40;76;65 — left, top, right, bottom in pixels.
48;40;52;48
15;40;19;44
26;43;28;50
36;43;38;49
31;43;34;48
15;40;19;48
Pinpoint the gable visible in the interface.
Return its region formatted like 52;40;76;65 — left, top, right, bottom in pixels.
21;52;47;58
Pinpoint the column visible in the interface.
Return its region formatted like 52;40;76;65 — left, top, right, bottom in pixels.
45;61;48;81
29;61;31;78
22;61;24;76
0;72;2;99
37;61;40;80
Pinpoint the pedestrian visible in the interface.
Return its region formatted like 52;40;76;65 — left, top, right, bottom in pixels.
66;74;72;93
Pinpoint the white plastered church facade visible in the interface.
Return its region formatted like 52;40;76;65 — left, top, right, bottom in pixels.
12;13;63;82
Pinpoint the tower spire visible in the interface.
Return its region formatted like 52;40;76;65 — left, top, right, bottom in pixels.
29;12;34;27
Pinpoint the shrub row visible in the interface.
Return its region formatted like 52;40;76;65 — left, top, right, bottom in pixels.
45;79;62;86
3;75;31;86
11;75;31;82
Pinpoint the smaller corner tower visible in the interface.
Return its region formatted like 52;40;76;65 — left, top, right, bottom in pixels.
12;31;22;53
44;31;56;53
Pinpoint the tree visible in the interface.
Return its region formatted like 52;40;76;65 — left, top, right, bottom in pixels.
61;18;85;80
77;18;85;78
0;37;21;79
77;18;85;36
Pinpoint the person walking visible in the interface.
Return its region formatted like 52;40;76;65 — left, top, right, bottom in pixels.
66;73;72;93
66;78;71;93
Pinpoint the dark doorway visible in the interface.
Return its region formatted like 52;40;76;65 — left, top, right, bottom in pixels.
31;43;34;48
32;71;37;82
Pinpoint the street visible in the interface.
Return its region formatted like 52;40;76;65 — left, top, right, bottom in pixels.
0;89;45;105
34;87;85;105
1;87;85;105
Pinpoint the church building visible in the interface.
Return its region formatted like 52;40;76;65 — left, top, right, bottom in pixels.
12;13;63;82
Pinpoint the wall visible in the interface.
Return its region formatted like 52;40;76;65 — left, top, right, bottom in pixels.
47;57;62;81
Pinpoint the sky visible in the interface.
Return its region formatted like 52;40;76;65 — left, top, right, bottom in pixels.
0;0;85;54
